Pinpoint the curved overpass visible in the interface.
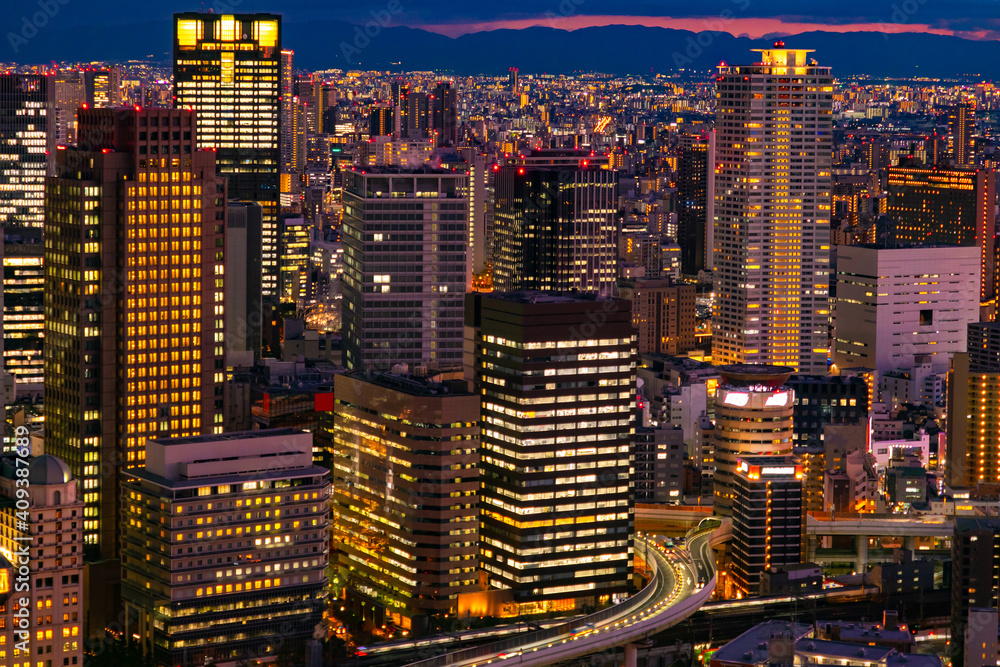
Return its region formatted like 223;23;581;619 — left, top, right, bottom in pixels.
403;521;722;667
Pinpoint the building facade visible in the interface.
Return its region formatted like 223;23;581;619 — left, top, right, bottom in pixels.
712;365;795;516
174;12;281;297
0;74;54;229
341;167;468;372
618;278;696;356
121;430;328;667
2;227;44;395
44;108;226;558
468;292;636;612
712;46;832;373
332;372;480;627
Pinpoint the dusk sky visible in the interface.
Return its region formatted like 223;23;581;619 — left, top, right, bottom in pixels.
7;0;1000;40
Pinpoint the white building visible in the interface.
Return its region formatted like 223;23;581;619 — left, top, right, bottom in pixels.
835;245;980;375
712;45;832;373
870;431;931;471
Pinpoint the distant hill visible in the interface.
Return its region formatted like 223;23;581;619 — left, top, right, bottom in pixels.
9;19;1000;79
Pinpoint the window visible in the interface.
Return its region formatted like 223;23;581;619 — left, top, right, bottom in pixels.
919;309;932;326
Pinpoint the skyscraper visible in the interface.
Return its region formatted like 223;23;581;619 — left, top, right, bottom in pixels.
730;455;804;597
676;131;715;275
713;365;795;517
432;81;457;147
949;103;975;166
121;429;328;667
332;372;480;626
886;165;995;314
44;107;225;558
468;292;636;612
947;322;1000;488
492;150;618;297
341;167;469;371
369;105;393;137
618;277;696;356
712;45;832;373
0;74;55;228
83;67;121;108
174;12;281;297
2;226;44;394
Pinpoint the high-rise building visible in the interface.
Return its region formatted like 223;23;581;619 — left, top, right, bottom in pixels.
676;131;715;275
278;215;310;307
44;107;226;559
713;365;795;517
431;81;457;147
0;74;55;228
83;67;121;108
712;45;832;373
225;202;263;359
508;67;519;93
174;12;281;297
787;375;868;446
834;245;980;375
618;277;696;356
2;226;44;394
729;455;804;597
492;149;618;297
369;105;393;137
121;429;328;667
965;608;998;667
953;517;1000;667
332;371;480;626
53;70;85;145
949;103;975;166
0;455;84;667
341;166;468;372
468;292;636;612
947;322;1000;488
886;165;995;313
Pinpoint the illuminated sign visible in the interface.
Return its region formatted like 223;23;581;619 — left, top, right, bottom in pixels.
737;461;749;473
764;391;789;407
761;466;796;476
723;392;749;407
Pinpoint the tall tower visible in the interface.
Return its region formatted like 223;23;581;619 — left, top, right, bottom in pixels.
712;45;832;373
341;167;469;372
468;292;636;611
712;365;795;517
44;108;225;559
432;81;457;147
676;131;714;276
173;13;281;298
949;103;975;166
0;74;55;228
492;149;618;297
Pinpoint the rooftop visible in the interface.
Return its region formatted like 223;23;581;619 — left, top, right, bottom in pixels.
148;428;300;447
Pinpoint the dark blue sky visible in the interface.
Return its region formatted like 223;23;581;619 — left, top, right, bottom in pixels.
4;0;999;39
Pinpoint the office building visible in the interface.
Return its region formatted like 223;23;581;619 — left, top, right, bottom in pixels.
868;550;933;596
835;245;979;375
965;608;998;667
713;365;795;517
468;292;636;612
712;45;832;373
44;107;225;559
618;277;696;356
2;226;44;394
634;425;685;503
793;443;825;513
53;70;85;145
332;372;479;626
730;455;804;597
431;81;457;147
886;165;995;312
0;455;84;667
341;166;468;372
676;130;714;275
121;429;328;667
278;215;310;307
0;74;55;229
492;149;618;297
949;103;975;166
953;517;1000;667
369;105;393;137
405;91;429;139
226;202;263;359
174;12;281;297
948;322;1000;488
83;67;121;108
787;375;868;445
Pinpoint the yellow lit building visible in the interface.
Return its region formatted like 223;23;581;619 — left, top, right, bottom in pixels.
174;12;281;298
43;108;225;560
712;45;832;373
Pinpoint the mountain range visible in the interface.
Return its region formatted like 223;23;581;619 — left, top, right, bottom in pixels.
7;19;1000;79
